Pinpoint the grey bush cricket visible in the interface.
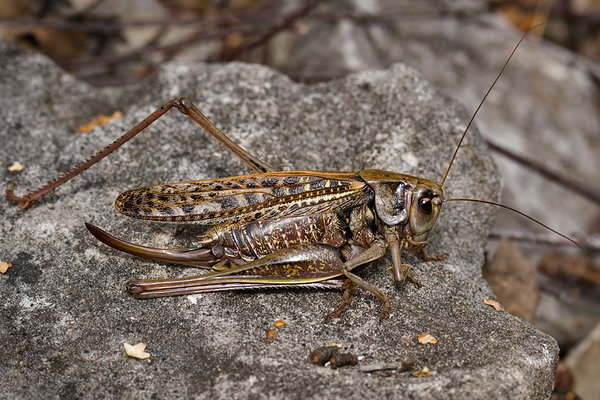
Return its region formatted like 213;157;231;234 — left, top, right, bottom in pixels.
7;25;578;320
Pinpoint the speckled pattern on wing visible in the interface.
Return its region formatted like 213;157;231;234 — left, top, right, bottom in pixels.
114;171;368;224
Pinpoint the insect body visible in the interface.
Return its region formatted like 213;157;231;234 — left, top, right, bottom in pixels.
84;164;444;320
7;27;570;320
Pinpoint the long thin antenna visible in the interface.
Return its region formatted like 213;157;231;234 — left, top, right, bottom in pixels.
444;198;582;249
439;23;544;187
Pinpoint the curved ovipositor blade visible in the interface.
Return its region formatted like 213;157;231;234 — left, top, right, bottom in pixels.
85;222;218;267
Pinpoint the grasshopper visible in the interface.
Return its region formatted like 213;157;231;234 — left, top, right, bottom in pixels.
6;28;576;321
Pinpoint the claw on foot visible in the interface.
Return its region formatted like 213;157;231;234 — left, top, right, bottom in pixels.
394;263;422;288
324;281;357;323
419;248;447;262
6;180;20;203
406;274;422;289
6;180;33;210
379;295;391;321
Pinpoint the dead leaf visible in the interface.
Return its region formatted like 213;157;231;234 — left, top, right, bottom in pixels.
273;319;286;329
79;111;123;133
417;332;437;344
412;366;432;377
0;261;12;273
483;298;504;311
123;342;151;360
8;161;23;171
266;329;278;339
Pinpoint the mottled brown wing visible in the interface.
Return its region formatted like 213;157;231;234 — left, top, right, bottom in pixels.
115;171;370;224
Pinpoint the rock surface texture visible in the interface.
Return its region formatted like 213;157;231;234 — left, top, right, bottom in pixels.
0;38;557;399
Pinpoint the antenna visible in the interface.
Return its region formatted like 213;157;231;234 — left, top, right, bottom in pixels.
444;198;582;249
439;23;544;187
439;24;581;250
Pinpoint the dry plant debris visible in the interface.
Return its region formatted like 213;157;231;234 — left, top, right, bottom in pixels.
265;318;286;339
265;329;278;339
79;111;123;133
0;261;12;273
412;366;433;378
483;298;504;312
8;161;23;171
123;342;151;360
417;332;438;344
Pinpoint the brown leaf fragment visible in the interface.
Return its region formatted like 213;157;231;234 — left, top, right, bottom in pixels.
483;298;504;311
417;332;437;344
123;342;151;360
273;319;286;329
0;261;12;273
266;329;278;339
8;161;23;171
79;111;123;133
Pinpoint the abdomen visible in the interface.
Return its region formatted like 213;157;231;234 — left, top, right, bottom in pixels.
218;214;348;261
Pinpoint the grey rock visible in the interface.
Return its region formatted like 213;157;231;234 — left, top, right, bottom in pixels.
0;38;556;399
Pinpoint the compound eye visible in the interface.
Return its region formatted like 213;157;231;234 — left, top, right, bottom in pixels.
418;197;433;214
